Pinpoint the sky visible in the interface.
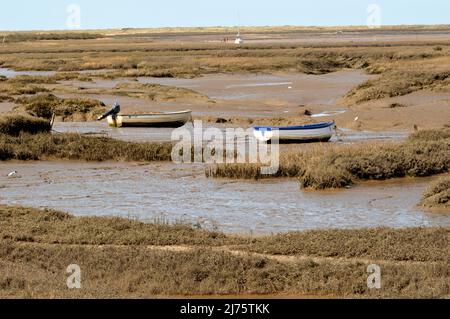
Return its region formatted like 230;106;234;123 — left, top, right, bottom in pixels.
0;0;448;31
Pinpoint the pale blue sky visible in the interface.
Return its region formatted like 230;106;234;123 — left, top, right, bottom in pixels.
0;0;448;31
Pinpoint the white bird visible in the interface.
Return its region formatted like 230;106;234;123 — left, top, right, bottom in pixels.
288;86;293;89
7;171;18;177
354;116;359;121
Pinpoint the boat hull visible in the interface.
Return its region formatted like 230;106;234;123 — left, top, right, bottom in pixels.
107;110;192;128
253;121;336;143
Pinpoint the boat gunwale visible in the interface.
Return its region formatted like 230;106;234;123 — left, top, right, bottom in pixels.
118;110;192;118
253;121;335;131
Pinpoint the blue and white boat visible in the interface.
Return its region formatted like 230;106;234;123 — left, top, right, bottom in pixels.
253;121;336;143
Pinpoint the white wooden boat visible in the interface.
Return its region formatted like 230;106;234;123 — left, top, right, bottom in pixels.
253;121;336;143
107;110;192;128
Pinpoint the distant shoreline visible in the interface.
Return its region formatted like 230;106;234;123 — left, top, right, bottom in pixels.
1;24;450;34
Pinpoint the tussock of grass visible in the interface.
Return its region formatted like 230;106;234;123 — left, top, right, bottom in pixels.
15;94;106;121
1;32;103;43
0;205;448;298
111;82;209;101
0;206;226;246
5;73;93;84
208;130;450;189
0;95;10;102
0;114;51;137
0;133;173;161
241;227;450;262
420;177;450;209
0;79;49;96
409;129;450;141
346;60;450;104
388;102;407;108
0;74;91;103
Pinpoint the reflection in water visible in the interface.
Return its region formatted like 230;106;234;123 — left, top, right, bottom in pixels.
0;162;448;234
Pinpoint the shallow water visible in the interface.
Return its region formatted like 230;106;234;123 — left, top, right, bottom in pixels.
311;110;347;118
53;121;409;143
0;68;56;78
1;161;448;234
0;67;111;78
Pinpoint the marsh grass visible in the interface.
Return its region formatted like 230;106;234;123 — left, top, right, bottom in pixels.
420;177;450;209
0;206;227;246
109;82;209;101
0;113;51;137
0;133;173;161
6;73;94;84
0;205;448;298
207;130;450;189
345;58;450;104
0;78;49;96
1;35;447;76
1;32;103;43
15;94;106;121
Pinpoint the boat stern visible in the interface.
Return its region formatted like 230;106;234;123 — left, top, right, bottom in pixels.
107;115;122;127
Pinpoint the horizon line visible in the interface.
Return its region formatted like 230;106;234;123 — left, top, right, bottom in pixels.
1;23;450;33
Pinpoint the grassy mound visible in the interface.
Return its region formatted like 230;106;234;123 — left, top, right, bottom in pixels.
207;129;450;190
15;94;106;121
0;114;51;137
345;58;450;104
420;177;450;209
0;133;173;161
0;78;49;97
111;82;209;101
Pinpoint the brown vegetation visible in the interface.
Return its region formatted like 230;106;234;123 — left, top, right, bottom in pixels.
0;133;172;161
345;57;450;104
0;205;448;298
420;177;450;209
0;32;103;43
0;73;92;104
14;94;106;121
207;129;450;189
0;31;448;77
104;82;210;101
0;113;51;136
0;77;49;97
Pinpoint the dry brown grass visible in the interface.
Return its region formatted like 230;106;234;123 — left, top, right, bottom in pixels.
240;227;450;263
2;242;448;298
0;34;448;77
0;113;51;137
7;73;94;84
207;130;450;189
420;177;450;209
0;78;49;97
345;57;450;104
0;133;173;161
0;74;93;104
100;82;210;102
0;206;227;246
0;32;103;43
0;205;448;298
14;94;106;121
